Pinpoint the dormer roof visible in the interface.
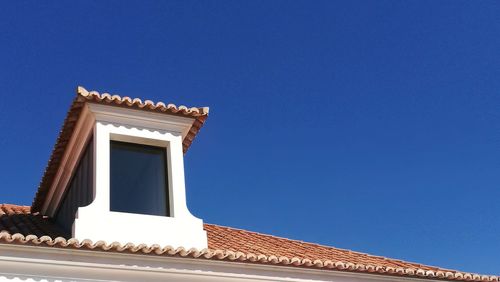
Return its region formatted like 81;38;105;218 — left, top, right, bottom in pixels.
0;204;497;282
31;86;209;212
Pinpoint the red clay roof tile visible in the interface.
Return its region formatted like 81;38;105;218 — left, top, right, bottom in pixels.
0;204;496;281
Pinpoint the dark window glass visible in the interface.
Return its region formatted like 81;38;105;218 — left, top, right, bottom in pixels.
110;141;169;216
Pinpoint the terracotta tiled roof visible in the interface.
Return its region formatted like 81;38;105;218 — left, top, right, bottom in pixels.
31;87;209;212
0;204;496;281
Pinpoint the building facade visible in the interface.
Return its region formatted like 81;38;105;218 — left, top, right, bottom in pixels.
0;87;496;282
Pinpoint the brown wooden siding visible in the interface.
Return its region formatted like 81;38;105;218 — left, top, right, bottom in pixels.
54;139;94;235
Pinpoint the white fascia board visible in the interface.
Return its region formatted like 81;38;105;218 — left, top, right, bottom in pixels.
87;103;195;139
0;244;442;282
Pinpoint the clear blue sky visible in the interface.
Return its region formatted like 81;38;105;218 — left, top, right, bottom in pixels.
0;0;499;275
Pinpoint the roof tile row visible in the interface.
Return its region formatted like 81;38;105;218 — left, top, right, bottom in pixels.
0;204;496;282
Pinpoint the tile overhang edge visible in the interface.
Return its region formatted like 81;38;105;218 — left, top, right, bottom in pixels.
0;231;497;282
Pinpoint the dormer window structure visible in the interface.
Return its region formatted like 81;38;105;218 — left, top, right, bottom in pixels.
32;86;209;249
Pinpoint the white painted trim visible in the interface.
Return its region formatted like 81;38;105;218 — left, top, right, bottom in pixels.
0;244;443;282
87;103;195;139
108;133;174;215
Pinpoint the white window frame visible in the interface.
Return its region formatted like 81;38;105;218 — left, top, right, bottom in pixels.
109;134;173;217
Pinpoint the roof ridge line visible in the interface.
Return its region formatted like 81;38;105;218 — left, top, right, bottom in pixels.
75;85;210;115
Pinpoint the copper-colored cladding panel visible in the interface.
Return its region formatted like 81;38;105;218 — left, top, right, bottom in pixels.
0;204;496;282
31;87;209;212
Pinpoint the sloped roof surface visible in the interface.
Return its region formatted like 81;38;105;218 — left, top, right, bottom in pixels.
31;87;209;212
0;204;496;282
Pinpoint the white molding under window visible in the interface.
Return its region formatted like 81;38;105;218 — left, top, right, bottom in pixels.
88;103;194;139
